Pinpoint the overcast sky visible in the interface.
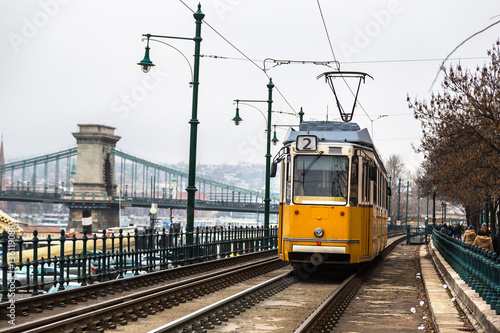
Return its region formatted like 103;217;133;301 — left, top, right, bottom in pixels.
1;0;499;174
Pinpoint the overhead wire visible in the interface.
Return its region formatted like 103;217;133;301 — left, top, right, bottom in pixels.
178;0;298;116
201;54;490;65
316;0;339;66
316;0;372;122
428;18;500;91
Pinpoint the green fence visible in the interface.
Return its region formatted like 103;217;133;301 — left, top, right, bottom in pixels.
432;229;500;314
0;226;278;301
406;226;432;245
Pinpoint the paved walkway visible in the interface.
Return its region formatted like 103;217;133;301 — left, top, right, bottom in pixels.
420;243;469;332
332;243;431;332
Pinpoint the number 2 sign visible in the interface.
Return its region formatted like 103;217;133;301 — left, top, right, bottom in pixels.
296;135;317;151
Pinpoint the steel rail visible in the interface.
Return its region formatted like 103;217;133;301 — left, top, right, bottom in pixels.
150;271;295;333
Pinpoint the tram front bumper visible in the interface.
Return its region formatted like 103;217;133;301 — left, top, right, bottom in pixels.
288;244;350;265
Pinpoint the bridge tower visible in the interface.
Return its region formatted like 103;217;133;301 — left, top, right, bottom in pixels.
66;124;121;232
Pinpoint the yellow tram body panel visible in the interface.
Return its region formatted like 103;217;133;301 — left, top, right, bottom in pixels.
279;204;387;265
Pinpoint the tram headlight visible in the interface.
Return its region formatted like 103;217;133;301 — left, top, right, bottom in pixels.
314;227;324;238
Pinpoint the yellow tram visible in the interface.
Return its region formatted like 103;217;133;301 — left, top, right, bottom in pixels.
272;121;389;268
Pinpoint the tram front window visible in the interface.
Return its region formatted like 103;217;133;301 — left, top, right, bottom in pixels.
293;155;349;205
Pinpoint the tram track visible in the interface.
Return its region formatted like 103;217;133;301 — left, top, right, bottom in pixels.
3;236;408;333
295;235;406;332
149;271;298;333
140;236;406;333
0;250;276;321
0;250;282;332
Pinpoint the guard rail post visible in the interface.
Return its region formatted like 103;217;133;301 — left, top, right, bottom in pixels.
81;231;88;286
31;231;40;296
58;230;65;291
1;231;9;302
118;229;125;278
100;231;107;282
134;228;140;276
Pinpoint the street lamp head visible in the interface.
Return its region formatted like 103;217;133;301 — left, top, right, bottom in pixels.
272;125;279;146
138;35;155;73
232;106;243;126
138;45;155;73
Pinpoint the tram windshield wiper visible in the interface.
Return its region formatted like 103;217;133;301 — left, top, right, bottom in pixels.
301;151;324;177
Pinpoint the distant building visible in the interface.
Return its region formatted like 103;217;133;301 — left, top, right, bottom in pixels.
20;226;62;239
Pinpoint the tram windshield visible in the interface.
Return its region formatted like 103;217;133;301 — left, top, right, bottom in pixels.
293;155;349;205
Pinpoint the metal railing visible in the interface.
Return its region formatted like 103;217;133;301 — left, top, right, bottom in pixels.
0;226;278;302
432;229;500;314
406;226;432;245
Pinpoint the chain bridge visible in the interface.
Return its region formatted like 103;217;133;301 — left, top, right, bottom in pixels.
0;124;277;231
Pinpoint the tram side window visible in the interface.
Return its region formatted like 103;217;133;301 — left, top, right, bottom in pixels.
373;169;378;206
349;157;358;207
382;177;387;209
285;155;291;205
280;159;286;203
382;175;385;208
362;162;370;203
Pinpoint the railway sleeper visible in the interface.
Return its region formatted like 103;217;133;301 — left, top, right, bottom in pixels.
27;303;43;314
100;317;117;330
222;306;236;319
112;312;127;325
132;306;148;318
85;321;104;333
151;300;164;312
217;310;229;322
122;310;138;322
168;295;180;306
207;314;222;326
188;290;199;299
41;300;54;310
142;303;156;315
200;318;215;330
53;298;67;307
158;298;172;309
187;322;207;333
70;324;84;333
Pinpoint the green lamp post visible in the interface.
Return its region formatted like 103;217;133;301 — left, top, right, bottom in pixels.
405;181;409;228
397;178;401;223
138;4;204;250
232;79;274;242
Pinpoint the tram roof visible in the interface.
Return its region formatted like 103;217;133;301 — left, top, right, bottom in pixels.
283;121;373;148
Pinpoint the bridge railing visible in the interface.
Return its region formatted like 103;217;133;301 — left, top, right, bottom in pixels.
0;226;278;302
432;228;500;314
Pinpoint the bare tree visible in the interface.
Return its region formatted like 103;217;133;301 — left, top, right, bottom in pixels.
409;41;500;231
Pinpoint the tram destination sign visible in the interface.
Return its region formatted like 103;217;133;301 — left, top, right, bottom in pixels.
296;135;317;151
